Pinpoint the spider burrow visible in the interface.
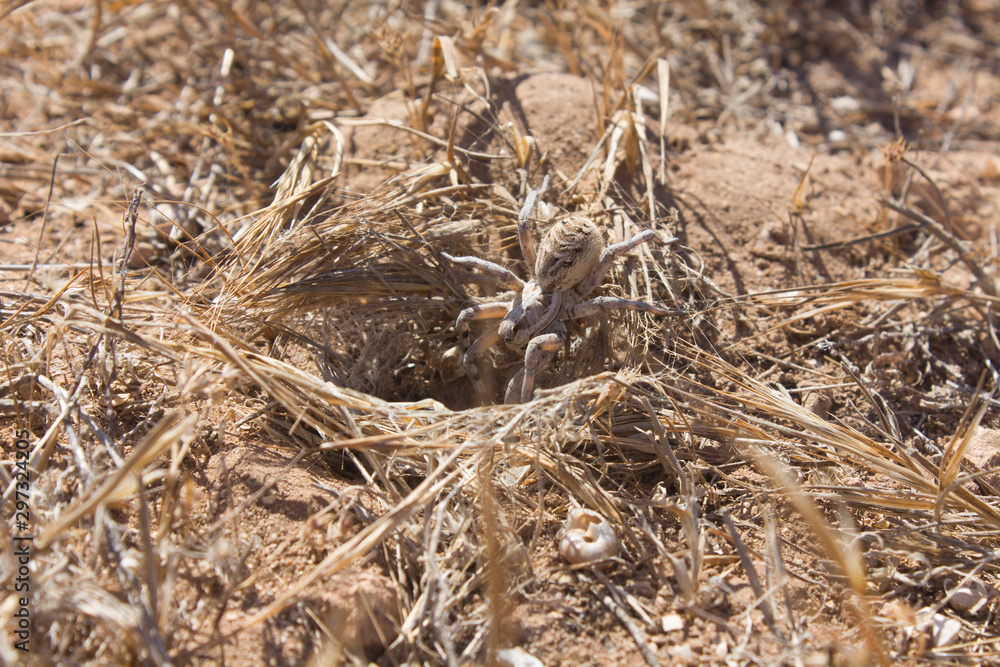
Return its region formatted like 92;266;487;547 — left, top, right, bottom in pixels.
442;176;680;404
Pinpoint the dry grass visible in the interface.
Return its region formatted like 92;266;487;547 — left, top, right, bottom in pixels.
2;2;1000;665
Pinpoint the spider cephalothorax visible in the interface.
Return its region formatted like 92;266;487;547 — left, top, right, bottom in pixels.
443;177;678;403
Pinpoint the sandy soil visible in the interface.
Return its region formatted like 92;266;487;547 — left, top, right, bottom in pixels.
2;2;1000;666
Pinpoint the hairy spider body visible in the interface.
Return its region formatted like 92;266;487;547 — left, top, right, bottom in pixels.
534;217;604;292
444;177;678;403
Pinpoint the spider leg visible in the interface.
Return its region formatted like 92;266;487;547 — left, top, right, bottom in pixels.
513;327;566;403
517;175;550;275
463;319;502;403
504;368;527;405
441;252;524;291
456;301;510;346
564;296;683;320
574;230;679;297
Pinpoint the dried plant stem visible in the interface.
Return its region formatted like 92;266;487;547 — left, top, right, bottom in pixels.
25;153;60;290
601;594;659;667
37;413;197;549
880;195;996;297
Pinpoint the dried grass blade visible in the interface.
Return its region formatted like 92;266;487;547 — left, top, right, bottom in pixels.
880;196;997;297
791;154;814;212
751;451;888;666
722;510;780;637
656;58;669;181
38;413;197;549
940;372;991;492
232;440;483;632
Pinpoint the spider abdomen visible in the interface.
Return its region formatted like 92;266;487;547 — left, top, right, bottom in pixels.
534;216;605;292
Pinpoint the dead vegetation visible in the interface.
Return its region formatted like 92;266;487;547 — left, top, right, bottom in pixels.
2;1;1000;665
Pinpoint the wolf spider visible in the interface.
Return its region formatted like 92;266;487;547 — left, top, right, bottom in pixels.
442;177;679;403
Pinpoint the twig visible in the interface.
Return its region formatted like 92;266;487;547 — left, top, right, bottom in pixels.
763;505;799;637
114;183;144;320
336;118;507;160
71;0;103;70
899;154;952;232
880;195;996;297
25;154;60;290
801;223;926;251
722;510;782;639
600;594;659;667
323;36;375;85
101;182;144;432
0;263;97;270
0;118;90;138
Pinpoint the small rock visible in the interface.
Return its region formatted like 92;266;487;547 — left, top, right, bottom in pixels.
831;95;860;113
929;613;962;647
802;388;833;420
127;242;157;269
962;427;1000;495
786;128;800;149
668;644;695;661
827;129;848;143
497;647;544;667
661;612;685;633
312;571;399;652
947;578;992;615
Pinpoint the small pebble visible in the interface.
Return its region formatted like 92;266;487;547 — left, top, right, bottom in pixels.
497;647;543;667
827;129;848;143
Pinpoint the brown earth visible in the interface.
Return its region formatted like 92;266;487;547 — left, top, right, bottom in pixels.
2;2;1000;666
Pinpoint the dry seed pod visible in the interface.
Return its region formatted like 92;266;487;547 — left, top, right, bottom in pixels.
558;508;620;564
